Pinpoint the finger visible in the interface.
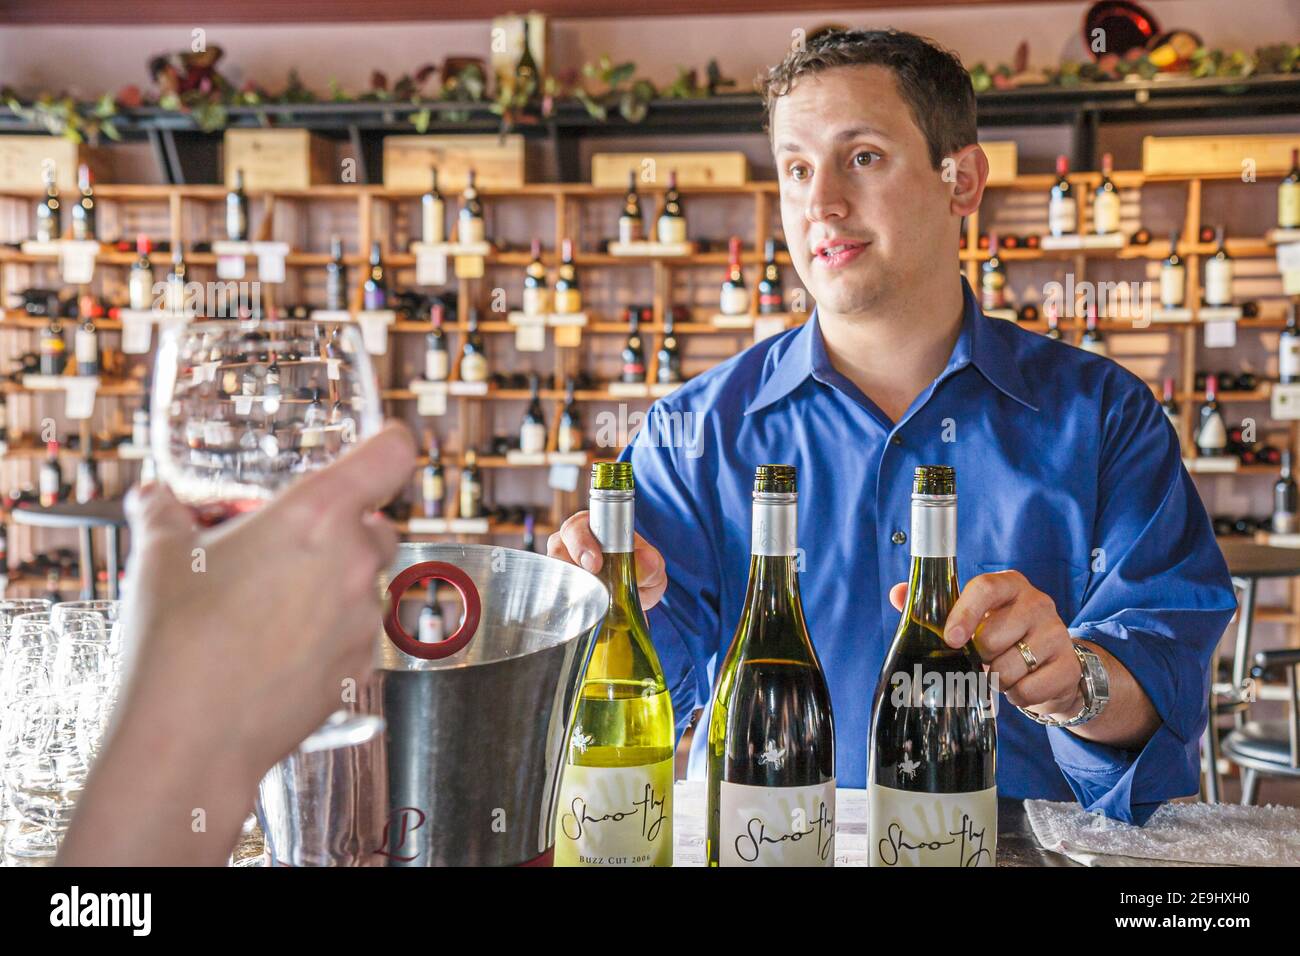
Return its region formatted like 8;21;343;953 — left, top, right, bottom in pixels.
633;535;665;589
888;582;907;612
986;627;1058;691
944;571;1029;649
288;421;418;519
546;531;574;563
358;510;400;571
124;482;194;542
1003;655;1081;714
558;511;602;574
968;601;1032;662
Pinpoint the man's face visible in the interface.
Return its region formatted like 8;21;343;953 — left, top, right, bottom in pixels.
772;64;955;318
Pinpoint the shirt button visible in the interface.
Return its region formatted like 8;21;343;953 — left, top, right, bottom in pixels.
891;530;907;545
891;435;903;446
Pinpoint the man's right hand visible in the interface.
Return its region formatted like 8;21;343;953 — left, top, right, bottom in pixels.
547;511;668;611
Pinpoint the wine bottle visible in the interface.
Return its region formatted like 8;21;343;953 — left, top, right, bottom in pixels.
656;170;686;244
75;446;99;505
1196;374;1228;458
226;168;249;242
656;307;682;385
758;239;784;314
74;306;99;377
424;303;449;382
1281;303;1300;385
521;511;537;553
557;377;583;453
1044;299;1062;341
459;308;489;383
719;236;749;316
620;308;646;384
363;241;387;311
459;448;483;519
1161;376;1180;431
325;235;347;312
71;163;96;242
35;163;60;243
422;167;445;243
421;431;445;519
523;238;550;315
554;238;582;314
1204;226;1233;307
1274;451;1299;534
707;464;835;867
166;246;187;313
619;170;643;245
556;461;675;867
39;440;62;508
39;317;66;376
869;465;997;867
981;230;1007;312
1092;152;1121;236
1080;302;1106;355
458;168;486;244
1279;148;1300;231
520;373;547;454
1048;154;1076;237
514;17;539;86
1160;229;1185;309
129;234;154;311
417;582;444;643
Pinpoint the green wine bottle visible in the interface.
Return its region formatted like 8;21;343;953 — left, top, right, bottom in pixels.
869;465;998;867
555;461;675;866
707;464;835;866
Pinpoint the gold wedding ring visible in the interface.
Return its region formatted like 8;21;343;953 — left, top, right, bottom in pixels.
1016;639;1039;672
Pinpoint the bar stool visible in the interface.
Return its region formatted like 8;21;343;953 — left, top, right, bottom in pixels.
10;498;127;599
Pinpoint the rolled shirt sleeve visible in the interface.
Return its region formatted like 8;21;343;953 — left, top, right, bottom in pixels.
1046;374;1237;824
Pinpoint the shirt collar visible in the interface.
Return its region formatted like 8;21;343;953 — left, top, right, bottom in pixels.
744;278;1037;416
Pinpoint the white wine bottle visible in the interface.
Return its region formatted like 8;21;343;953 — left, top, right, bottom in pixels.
707;464;835;867
869;465;997;867
556;461;674;866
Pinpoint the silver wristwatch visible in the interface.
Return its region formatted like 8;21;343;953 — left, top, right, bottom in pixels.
1018;641;1110;728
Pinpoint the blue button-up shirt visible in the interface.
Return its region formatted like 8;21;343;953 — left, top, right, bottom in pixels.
619;278;1236;825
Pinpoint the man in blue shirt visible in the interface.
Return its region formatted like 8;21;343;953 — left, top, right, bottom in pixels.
549;29;1236;825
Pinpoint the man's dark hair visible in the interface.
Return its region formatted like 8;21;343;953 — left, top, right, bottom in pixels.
758;29;977;170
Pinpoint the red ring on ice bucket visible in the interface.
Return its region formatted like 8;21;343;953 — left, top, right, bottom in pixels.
383;561;482;660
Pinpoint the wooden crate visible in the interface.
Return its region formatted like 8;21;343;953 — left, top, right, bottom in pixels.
223;129;334;190
383;135;526;190
1143;134;1300;176
0;137;101;190
591;152;749;188
982;141;1018;185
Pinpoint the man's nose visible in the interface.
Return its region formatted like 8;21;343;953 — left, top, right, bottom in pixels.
806;168;850;223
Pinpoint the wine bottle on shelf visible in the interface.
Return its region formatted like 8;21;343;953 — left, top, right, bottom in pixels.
656;170;686;244
74;305;99;377
71;163;96;242
39;441;62;508
458;168;486;244
1281;303;1300;385
520;373;548;455
1204;226;1233;307
1092;152;1121;236
0;392;7;447
719;236;749;316
43;569;61;605
1273;451;1298;534
1048;154;1076;237
557;377;583;453
1279;148;1300;230
619;170;643;245
129;234;154;311
417;582;444;643
325;235;347;312
363;241;387;311
39;316;67;375
1196;374;1228;458
166;246;187;313
758;238;784;314
424;303;449;382
869;465;996;867
35;162;60;242
1044;299;1062;341
422;167;445;243
523;238;550;315
981;230;1007;312
75;446;99;505
459;448;483;519
459;308;489;383
1161;376;1180;431
521;512;537;553
226;168;249;242
421;431;445;519
554;238;582;314
1080;302;1106;355
1160;229;1185;309
620;308;647;384
707;464;835;867
514;17;539;85
656;307;683;385
132;391;150;449
557;461;674;867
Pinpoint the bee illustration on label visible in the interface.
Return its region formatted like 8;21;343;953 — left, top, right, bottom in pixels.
757;738;786;770
898;753;922;781
571;725;593;754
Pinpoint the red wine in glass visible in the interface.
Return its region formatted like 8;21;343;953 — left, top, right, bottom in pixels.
190;498;265;528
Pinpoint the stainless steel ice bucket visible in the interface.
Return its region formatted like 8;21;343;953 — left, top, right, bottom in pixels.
373;543;608;866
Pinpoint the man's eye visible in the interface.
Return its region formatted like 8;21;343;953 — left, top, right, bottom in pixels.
788;164;810;181
853;151;881;167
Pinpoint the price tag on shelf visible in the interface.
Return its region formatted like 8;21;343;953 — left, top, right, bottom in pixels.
63;376;99;420
255;242;290;283
1203;320;1237;349
415;245;449;286
411;380;449;417
59;241;99;285
216;255;246;280
548;464;581;493
119;309;154;354
355;310;396;355
234;396;255;416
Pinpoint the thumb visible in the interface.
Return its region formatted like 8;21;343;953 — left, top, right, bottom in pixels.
888;582;908;612
125;482;194;542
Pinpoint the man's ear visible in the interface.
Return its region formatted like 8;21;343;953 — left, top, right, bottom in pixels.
948;143;988;218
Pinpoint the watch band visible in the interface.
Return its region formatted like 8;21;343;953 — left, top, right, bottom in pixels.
1017;641;1110;728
